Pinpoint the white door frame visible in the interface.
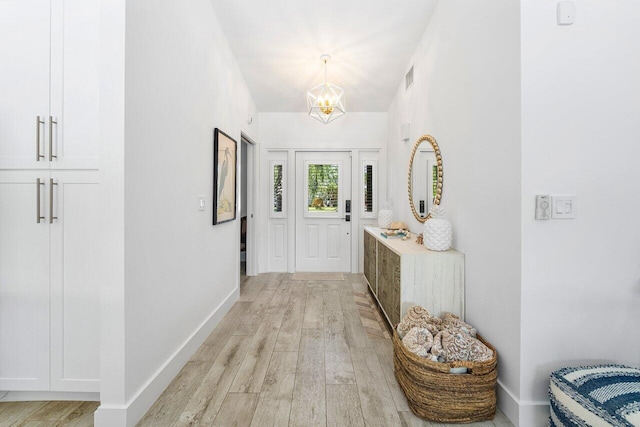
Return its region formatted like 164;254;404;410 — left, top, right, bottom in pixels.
241;132;257;276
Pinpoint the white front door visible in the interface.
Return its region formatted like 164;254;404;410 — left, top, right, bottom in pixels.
295;152;352;272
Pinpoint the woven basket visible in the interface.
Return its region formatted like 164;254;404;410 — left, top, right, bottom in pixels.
392;327;498;423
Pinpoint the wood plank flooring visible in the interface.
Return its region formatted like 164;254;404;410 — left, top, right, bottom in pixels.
0;401;99;427
0;273;513;427
139;273;513;427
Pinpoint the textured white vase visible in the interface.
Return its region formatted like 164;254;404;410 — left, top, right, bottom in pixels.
424;206;452;251
378;209;394;229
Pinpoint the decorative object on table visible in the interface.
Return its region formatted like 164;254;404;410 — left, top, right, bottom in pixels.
381;229;407;239
213;128;237;225
415;233;423;245
393;315;498;422
550;365;640;427
378;201;394;228
389;221;408;230
423;205;452;251
408;134;444;223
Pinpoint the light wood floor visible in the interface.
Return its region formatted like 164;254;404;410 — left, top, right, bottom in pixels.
0;401;99;427
0;273;513;427
138;273;513;427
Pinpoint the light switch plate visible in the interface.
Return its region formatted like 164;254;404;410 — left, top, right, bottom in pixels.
551;195;576;219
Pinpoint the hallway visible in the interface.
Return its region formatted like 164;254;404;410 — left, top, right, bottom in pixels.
137;273;512;426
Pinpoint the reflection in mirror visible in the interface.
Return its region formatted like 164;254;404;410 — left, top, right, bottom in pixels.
408;135;443;223
412;149;437;219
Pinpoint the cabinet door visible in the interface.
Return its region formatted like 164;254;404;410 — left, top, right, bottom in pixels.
49;0;100;169
377;244;401;327
363;230;377;295
50;171;100;391
0;1;51;170
0;171;51;390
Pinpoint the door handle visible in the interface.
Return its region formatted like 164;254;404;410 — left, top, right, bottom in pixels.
49;116;58;161
36;178;45;223
49;179;58;223
36;116;45;161
345;214;350;222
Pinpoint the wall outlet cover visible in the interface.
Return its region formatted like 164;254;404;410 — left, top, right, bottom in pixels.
557;1;576;25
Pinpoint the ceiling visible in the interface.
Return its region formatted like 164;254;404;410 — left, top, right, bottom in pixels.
209;0;437;113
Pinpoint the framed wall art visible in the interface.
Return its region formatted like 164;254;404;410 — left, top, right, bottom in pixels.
213;128;237;225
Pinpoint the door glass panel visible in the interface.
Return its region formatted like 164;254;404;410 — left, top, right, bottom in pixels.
273;164;283;213
306;163;339;213
363;164;373;213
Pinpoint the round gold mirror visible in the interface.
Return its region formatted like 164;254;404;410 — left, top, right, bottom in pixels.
408;135;443;223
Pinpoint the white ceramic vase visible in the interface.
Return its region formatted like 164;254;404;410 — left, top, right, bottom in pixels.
423;206;452;251
378;209;394;229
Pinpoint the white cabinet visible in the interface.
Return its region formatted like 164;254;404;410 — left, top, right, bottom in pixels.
0;0;100;395
0;171;100;392
0;172;51;390
49;171;100;392
363;226;465;326
0;0;100;170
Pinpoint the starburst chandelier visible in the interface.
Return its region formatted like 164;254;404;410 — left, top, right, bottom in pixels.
306;54;346;124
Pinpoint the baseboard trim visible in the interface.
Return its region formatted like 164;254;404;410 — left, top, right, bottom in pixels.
497;380;550;427
94;286;239;427
497;380;520;425
519;400;550;427
0;391;99;402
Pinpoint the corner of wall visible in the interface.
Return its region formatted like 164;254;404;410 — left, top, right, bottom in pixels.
94;286;238;427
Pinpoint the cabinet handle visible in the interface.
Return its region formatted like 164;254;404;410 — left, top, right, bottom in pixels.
35;116;45;161
49;116;58;161
49;179;58;224
36;178;45;223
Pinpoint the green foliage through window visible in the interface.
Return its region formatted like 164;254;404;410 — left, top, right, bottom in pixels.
273;164;283;213
307;164;339;212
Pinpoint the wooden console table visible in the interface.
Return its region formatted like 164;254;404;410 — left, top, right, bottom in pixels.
363;226;465;327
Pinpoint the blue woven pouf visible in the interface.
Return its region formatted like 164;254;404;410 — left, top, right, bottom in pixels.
549;365;640;426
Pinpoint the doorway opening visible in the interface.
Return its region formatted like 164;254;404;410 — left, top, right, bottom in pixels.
240;133;257;276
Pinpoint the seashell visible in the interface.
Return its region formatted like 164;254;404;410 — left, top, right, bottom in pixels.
401;327;433;357
431;331;445;359
389;221;408;230
431;329;492;362
405;306;432;322
423;322;440;336
442;312;477;337
408;306;442;325
468;338;494;362
396;321;412;339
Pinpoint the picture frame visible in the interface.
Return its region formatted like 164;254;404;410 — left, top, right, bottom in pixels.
213;128;237;225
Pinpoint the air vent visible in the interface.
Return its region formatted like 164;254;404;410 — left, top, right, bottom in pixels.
400;123;410;142
405;66;414;90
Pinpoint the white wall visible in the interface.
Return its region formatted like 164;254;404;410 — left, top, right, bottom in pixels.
96;0;127;424
258;113;387;273
386;0;522;423
520;1;640;425
97;1;258;425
